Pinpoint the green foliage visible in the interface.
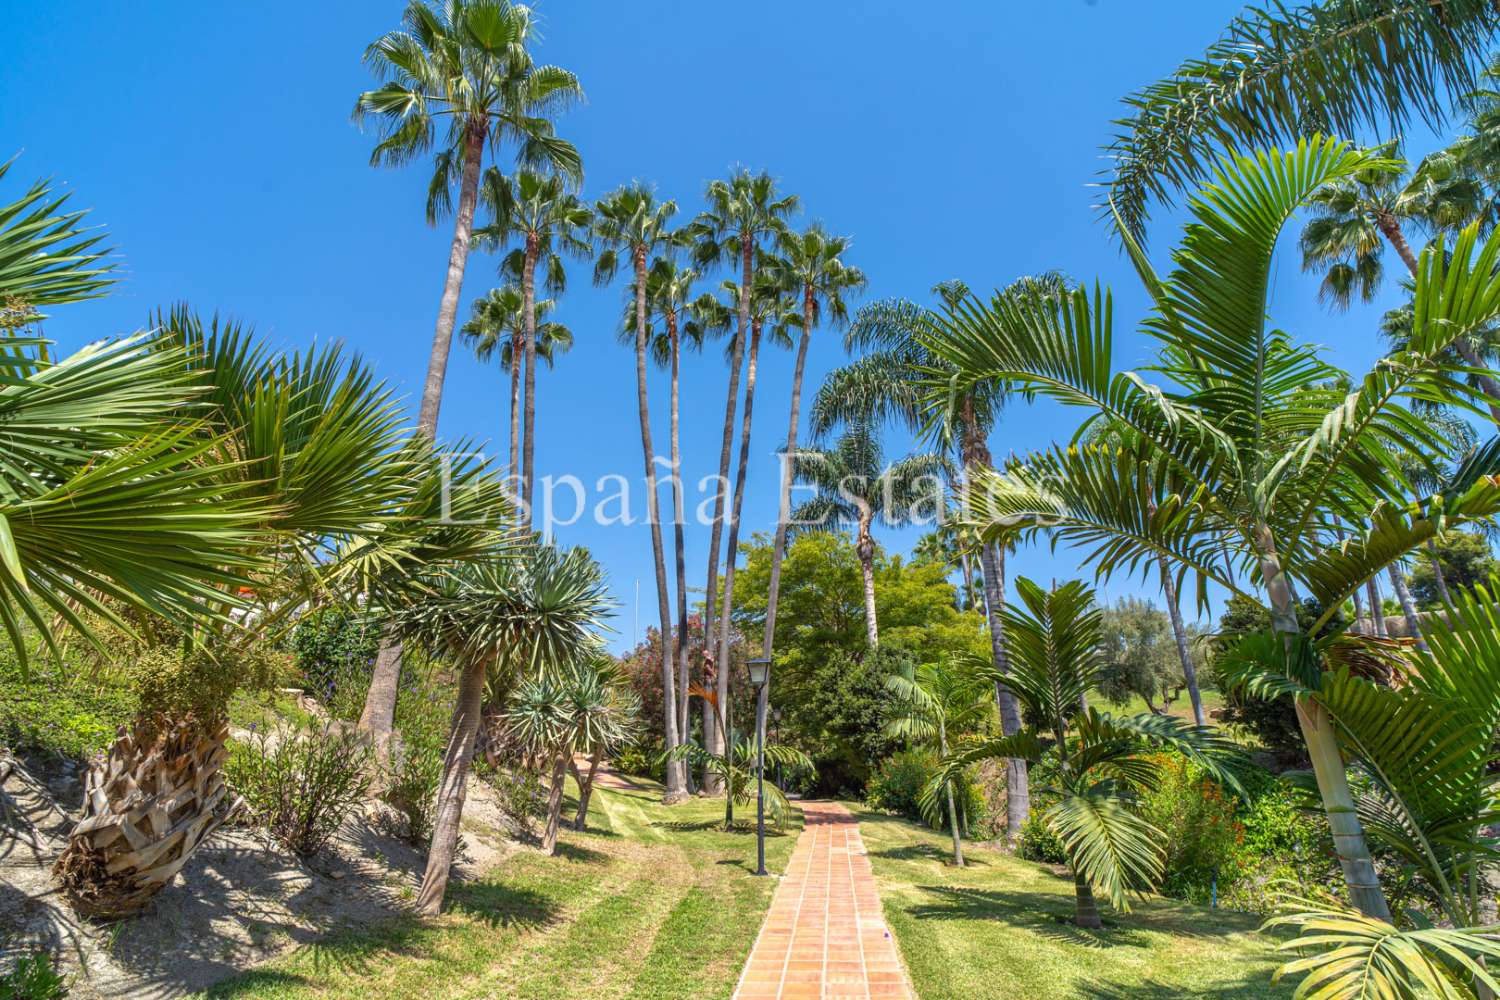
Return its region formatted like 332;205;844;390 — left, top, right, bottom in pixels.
1097;596;1199;714
0;951;68;1000
291;608;380;718
865;748;983;832
0;653;133;760
612;742;664;782
381;669;450;844
1136;754;1243;904
130;641;291;735
1219;772;1335;915
225;723;374;857
1017;813;1067;865
1407;530;1499;607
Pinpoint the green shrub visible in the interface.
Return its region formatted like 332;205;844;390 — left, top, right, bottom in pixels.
225;723;373;856
1218;770;1336;913
1017;812;1067;864
0;655;134;761
865;748;984;832
478;763;545;836
0;951;68;1000
1136;753;1244;903
291;608;380;719
380;669;450;844
614;742;664;782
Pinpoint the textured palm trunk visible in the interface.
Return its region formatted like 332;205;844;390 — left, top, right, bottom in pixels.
1389;564;1425;647
1351;577;1366;628
716;319;764;726
573;751;601;831
1367;577;1387;637
1426;538;1452;605
960;403;1029;845
1073;872;1103;929
520;236;540;522
761;284;816;663
1158;556;1205;726
541;749;569;853
417;651;490;915
508;329;522;499
855;510;879;647
700;237;752;789
357;622;404;752
668;313;692;756
939;719;964;867
632;247;687;803
1255;524;1391;922
1379;212;1500;424
55;717;238;919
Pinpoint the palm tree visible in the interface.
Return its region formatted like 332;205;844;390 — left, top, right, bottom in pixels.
686;170;798;773
461;285;574;491
0;156;114;315
789;424;948;646
355;0;582;439
387;543;611;913
1102;0;1500;240
928;579;1241;928
670;684;812;830
474;169;592;512
594;183;689;803
761;224;865;683
921;137;1500;920
506;656;638;852
883;658;989;866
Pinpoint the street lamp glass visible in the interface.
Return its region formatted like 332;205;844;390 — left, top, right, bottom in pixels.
746;657;771;688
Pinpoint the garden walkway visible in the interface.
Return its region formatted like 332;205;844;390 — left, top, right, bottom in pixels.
731;801;913;999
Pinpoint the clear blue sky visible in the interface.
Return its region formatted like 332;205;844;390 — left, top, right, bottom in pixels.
4;1;1442;650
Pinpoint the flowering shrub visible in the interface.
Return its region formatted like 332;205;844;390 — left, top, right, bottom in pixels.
380;669;450;844
1136;753;1244;903
226;723;373;856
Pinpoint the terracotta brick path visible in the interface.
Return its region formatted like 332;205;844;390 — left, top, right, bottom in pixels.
732;801;913;999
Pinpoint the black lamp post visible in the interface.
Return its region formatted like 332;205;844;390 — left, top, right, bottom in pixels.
746;655;771;877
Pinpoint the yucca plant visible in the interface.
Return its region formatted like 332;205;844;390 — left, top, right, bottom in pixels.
919;136;1500;920
926;578;1243;928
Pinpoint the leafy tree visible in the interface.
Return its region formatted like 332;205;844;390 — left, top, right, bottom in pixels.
1097;597;1202;715
923;138;1500;920
1407;529;1500;607
928;579;1241;928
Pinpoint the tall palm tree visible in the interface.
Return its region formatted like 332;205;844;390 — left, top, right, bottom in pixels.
686;170;798;772
388;543;611;914
474;169;592;512
928;579;1241;928
789;424;948;646
461;285;574;493
921;137;1500;920
883;658;990;866
1102;0;1500;240
594;183;689;803
761;224;865;687
355;0;582;438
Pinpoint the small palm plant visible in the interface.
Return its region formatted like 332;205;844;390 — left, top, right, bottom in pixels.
505;656;639;852
882;658;990;866
926;578;1242;928
669;685;812;831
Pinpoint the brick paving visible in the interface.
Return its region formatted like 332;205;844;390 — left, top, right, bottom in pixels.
732;801;913;1000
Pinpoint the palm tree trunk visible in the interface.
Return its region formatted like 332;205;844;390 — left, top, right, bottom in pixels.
542;748;569;853
978;539;1030;846
856;513;879;647
1367;577;1387;637
509;331;522;500
1427;538;1452;605
762;284;816;662
573;751;601;831
1073;871;1103;929
1351;576;1365;629
1254;523;1391;921
939;719;964;867
631;247;687;804
521;237;539;521
669;316;691;756
1378;212;1500;424
701;236;752;786
959;551;975;612
1158;557;1205;726
416;651;489;915
716;319;764;726
1389;563;1425;647
357;622;403;754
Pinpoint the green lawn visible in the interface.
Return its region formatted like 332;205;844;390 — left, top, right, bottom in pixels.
200;781;800;1000
855;807;1290;999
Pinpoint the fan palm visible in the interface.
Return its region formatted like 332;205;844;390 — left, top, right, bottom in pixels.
461;284;574;492
761;224;865;687
473;169;591;513
505;655;638;852
789;424;948;646
355;0;582;439
686;170;798;773
918;137;1500;920
1103;0;1500;240
0;156;114;316
883;657;990;866
593;183;689;803
388;542;611;913
926;579;1243;928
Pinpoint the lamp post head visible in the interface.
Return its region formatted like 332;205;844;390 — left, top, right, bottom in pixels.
746;656;771;688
